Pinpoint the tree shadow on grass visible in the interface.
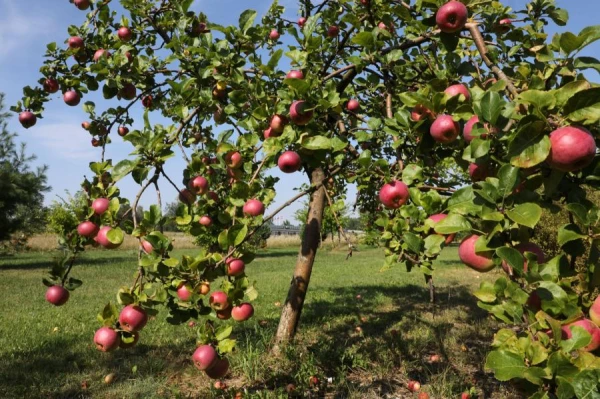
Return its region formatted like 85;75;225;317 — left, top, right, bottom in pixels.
0;253;137;271
255;249;299;259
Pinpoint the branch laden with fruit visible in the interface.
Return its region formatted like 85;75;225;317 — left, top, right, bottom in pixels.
13;0;600;395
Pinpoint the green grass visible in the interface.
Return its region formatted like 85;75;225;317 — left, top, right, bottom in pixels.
0;246;520;398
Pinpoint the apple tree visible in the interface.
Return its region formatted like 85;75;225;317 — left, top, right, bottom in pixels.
12;0;600;395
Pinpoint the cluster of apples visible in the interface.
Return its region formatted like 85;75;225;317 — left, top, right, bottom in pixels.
93;305;148;352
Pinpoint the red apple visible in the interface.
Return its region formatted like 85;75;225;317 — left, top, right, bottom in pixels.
82;121;91;130
119;305;148;332
93;49;110;62
227;259;246;276
216;307;232;320
91;138;101;147
141;239;153;254
562;319;600;351
327;25;340;38
346;99;360;112
270;114;288;134
199;282;210;295
118;126;129;137
459;234;495;272
19;111;37;129
142;95;153;108
179;188;196;204
43;78;59;93
192;345;218;371
207;191;218;202
411;104;433;122
461;393;471;399
225;151;243;169
590;295;600;326
289;100;313;125
199;215;213;226
468;162;489;182
119;331;139;349
243;199;265;217
445;84;470;101
64;90;81;106
379;180;410;209
95;226;122;249
547;126;597;172
189;176;209;195
407;380;421;392
45;285;70;306
77;221;99;237
298;17;307;28
209;291;229;311
117;27;132;42
177;284;193;302
231;303;254;322
74;0;90;10
68;36;84;49
436;1;468;33
501;242;545;275
94;327;120;352
269;29;280;40
264;127;275;139
278;151;302;173
125;51;133;63
418;393;430;399
119;83;137;100
496;18;512;34
430;115;460;144
286;70;304;79
427;214;455;244
205;358;230;379
91;198;110;215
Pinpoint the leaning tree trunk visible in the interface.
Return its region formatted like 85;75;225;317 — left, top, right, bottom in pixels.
273;167;326;349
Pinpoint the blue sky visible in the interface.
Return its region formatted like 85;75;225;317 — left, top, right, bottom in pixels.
1;0;599;223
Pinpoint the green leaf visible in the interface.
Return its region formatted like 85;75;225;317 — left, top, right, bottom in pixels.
474;281;497;302
553;80;591;108
424;234;445;257
480;91;505;125
506;203;542;228
496;247;524;274
228;224;248;246
351;32;374;47
518;90;556;110
569;370;600;399
559;32;584;54
561;325;592;352
402;164;423;185
509;124;551;168
557;224;587;246
112;159;136;182
563;87;600;124
433;214;472;234
106;228;124;245
215;325;232;341
238;10;257;34
267;49;283;71
162;258;179;268
217;338;236;355
485;350;527;381
574;56;600;74
301;135;331;150
549;9;568;26
402;232;423;254
218;230;229;250
497;165;519;198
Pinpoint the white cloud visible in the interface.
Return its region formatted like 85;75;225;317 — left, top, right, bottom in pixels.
29;121;97;161
0;0;56;61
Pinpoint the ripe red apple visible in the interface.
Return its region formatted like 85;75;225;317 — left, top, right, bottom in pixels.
91;138;101;147
231;303;254;322
547;126;597;172
209;291;229;311
289;100;313;125
93;49;110;62
142;95;153;108
68;36;84;49
45;285;70;306
459;234;495;272
461;393;471;399
95;226;122;249
436;1;468;33
119;305;148;332
379;180;410;209
227;258;246;276
64;90;81;106
590;295;600;326
119;331;139;349
278;151;302;173
77;221;99;237
191;21;209;36
496;18;512;34
225;151;243;169
192;345;218;370
117;27;132;42
179;188;196;204
309;376;319;386
407;380;421;392
418;393;430;399
177;283;193;302
561;319;600;351
141;239;153;254
18;111;37;129
205;358;230;379
430;115;460;144
125;51;133;63
411;104;433;122
427;214;455;244
263;127;275;139
189;176;209;195
91;198;109;215
216;307;232;320
199;215;213;226
94;327;120;352
207;191;218;202
270;114;288;134
119;83;137;100
118;126;129;137
298;17;307;27
327;25;340;38
43;78;59;93
199;282;210;295
74;0;90;10
360;0;369;5
445;84;470;101
463;115;480;143
269;29;280;40
346;99;360;112
82;121;91;130
243;199;265;217
286;70;304;79
468;162;489;182
501;242;545;274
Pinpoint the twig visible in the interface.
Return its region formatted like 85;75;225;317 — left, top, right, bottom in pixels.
323;187;353;259
154;180;163;233
249;157;268;185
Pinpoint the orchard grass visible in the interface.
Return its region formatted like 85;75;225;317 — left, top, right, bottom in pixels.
0;245;520;398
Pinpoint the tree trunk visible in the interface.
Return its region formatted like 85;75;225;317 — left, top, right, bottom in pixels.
273;167;326;349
